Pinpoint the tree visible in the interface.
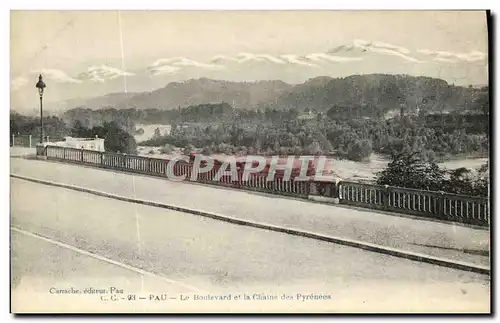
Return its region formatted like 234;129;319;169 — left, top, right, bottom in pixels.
159;144;174;154
183;144;195;155
278;146;288;156
444;167;475;195
201;146;213;155
254;138;262;152
101;122;137;155
347;139;372;162
293;146;303;155
376;152;446;191
472;163;489;197
71;120;91;137
153;127;161;139
272;140;280;154
171;122;178;135
306;141;322;155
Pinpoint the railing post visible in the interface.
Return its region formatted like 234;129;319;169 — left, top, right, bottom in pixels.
309;180;317;196
100;152;104;165
12;134;14;147
35;143;46;159
332;179;341;204
383;185;390;211
80;148;84;162
29;135;32;148
235;171;241;189
332;180;339;199
304;180;310;196
437;191;445;219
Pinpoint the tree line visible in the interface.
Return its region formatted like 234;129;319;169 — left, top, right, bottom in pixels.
141;106;488;163
10;100;490;197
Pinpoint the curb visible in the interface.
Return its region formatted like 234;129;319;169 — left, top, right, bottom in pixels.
11;174;490;276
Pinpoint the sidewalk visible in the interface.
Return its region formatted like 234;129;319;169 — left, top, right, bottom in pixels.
10;147;36;157
11;157;490;267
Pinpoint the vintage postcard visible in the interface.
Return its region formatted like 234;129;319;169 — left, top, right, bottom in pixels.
10;10;490;314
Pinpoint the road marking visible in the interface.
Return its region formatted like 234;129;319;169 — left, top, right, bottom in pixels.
11;226;207;294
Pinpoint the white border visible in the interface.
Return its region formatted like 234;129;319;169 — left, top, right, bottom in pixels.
2;1;498;322
3;1;499;10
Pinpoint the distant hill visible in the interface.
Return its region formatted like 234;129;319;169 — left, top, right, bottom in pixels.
53;74;489;117
271;74;489;117
49;92;140;114
114;77;292;110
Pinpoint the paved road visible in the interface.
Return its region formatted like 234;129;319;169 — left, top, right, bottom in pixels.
11;229;193;313
10;157;490;266
11;178;490;313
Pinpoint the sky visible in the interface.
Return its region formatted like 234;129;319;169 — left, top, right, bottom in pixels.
10;10;489;113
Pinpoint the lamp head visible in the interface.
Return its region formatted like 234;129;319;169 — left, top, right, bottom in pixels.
35;74;46;97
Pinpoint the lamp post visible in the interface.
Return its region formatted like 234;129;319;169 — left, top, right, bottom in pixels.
35;74;46;144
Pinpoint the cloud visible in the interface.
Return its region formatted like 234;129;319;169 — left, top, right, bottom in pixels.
213;53;314;65
254;54;287;64
211;50;363;67
22;40;484;87
150;57;224;71
147;65;182;76
11;76;29;91
78;65;135;83
147;57;224;76
30;68;83;84
232;53;265;63
212;40;418;67
211;54;241;64
417;49;487;63
234;53;287;64
86;74;106;83
368;46;421;62
370;40;411;54
280;54;318;67
329;39;421;63
212;53;270;64
304;53;363;63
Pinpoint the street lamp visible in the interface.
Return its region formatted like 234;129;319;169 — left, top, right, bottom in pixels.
35;74;46;144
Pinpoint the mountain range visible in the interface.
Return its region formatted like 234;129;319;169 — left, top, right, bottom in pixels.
34;74;489;117
114;78;292;111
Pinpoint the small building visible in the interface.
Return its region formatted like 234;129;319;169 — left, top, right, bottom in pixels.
46;136;105;152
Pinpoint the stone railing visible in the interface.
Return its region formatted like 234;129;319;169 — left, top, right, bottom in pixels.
39;145;489;227
337;181;489;226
